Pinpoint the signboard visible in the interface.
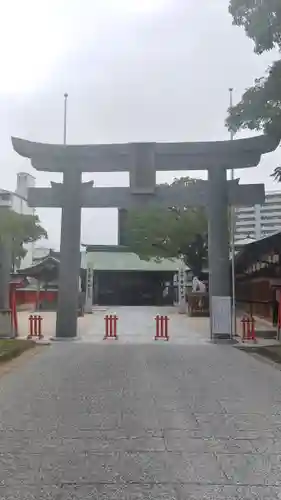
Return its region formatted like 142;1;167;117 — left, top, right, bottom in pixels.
85;267;94;313
211;296;231;336
178;266;186;313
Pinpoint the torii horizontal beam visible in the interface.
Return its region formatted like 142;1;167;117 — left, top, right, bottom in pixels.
28;180;265;208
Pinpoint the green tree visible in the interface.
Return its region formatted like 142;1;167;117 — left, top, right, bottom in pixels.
0;209;47;270
226;2;281;151
122;177;208;277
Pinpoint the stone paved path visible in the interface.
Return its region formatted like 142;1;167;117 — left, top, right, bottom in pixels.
1;339;281;497
18;306;210;344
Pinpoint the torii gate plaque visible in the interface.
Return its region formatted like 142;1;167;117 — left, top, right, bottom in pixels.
12;135;279;340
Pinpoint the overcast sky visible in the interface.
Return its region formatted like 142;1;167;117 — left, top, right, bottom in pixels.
1;0;280;249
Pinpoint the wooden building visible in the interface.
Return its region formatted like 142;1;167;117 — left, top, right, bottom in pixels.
16;251;86;311
235;232;281;323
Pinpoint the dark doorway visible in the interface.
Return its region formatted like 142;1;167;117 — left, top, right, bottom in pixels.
96;270;174;306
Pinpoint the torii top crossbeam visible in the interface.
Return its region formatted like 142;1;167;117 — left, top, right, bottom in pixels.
12;135;278;171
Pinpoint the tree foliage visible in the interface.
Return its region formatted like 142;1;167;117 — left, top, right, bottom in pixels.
123;177;208;277
229;0;281;54
226;1;281;142
0;209;47;269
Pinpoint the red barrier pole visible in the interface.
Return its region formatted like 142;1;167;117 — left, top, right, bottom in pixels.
250;316;256;342
38;316;43;339
35;315;39;337
155;315;159;340
113;315;118;339
109;314;113;338
246;317;248;340
28;315;34;339
164;316;169;340
277;301;281;340
104;315;108;339
161;316;164;338
155;315;169;341
104;314;118;340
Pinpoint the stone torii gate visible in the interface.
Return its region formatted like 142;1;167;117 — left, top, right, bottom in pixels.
12;135;279;340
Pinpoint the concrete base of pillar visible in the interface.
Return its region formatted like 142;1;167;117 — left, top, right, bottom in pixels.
211;335;237;344
0;309;15;339
50;336;81;342
178;303;187;314
84;299;93;314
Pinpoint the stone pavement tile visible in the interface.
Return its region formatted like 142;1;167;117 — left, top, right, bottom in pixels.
164;432;211;453
230;414;281;432
164;431;255;454
0;453;120;486
166;452;227;484
191;413;277;439
157;410;198;430
191;413;238;438
2;451;226;486
204;437;258;454
61;428;164;440
0;486;61;500
13;413;122;432
2;484;281;500
0;451;174;485
220;398;281;415
186;397;226;414
176;484;281;499
251;438;281;454
59;484;178;499
39;436;167;453
216;453;281;486
121;412;160;430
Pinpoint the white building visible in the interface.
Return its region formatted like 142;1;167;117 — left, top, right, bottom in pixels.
0;172;36;269
235;191;281;243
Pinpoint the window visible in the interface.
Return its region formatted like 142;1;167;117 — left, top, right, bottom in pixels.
0;193;10;201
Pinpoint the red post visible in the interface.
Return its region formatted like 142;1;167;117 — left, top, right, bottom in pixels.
155;315;160;339
104;314;118;339
155;315;169;341
38;316;43;339
246;317;251;340
27;315;43;340
241;315;256;343
34;315;38;336
105;315;109;338
113;315;118;338
277;299;281;338
250;316;256;342
164;315;169;339
28;315;34;339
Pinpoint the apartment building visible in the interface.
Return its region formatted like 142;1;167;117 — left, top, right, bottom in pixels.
235;191;281;243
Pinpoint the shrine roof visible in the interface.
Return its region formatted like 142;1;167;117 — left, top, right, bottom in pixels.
17;255;60;279
235;231;281;275
85;245;186;272
11;135;280;172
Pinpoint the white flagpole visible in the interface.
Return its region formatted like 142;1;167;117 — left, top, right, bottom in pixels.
63;93;68;145
229;88;236;337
